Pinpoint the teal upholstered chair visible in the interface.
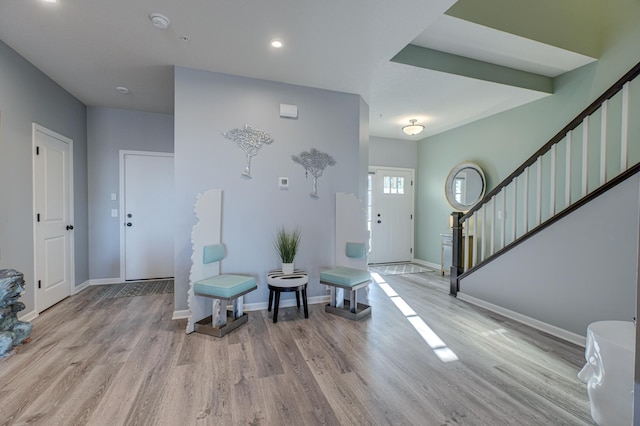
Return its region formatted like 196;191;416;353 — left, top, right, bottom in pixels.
192;243;257;337
320;242;372;320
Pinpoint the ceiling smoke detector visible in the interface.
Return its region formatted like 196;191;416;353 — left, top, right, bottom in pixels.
149;13;170;30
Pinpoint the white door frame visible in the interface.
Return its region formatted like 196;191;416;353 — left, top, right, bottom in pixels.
32;123;74;312
119;150;174;281
368;166;415;264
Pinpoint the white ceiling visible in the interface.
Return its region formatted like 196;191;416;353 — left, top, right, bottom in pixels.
0;0;595;140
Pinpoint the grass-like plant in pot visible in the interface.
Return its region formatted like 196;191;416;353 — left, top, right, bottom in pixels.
274;226;302;274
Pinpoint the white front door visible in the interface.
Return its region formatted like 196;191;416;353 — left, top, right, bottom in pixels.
34;124;74;312
369;167;414;264
121;151;174;281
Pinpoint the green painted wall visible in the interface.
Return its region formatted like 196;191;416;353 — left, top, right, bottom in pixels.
447;0;601;58
416;0;640;265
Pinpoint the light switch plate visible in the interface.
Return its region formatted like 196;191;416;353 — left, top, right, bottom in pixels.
279;177;289;189
111;192;117;201
111;209;118;218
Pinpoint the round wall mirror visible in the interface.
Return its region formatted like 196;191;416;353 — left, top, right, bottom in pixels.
444;162;486;211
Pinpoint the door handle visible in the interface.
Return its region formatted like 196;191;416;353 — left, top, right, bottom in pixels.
377;220;381;224
126;222;132;227
66;225;74;230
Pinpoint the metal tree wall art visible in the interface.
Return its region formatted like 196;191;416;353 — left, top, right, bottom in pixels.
222;125;274;178
292;148;336;198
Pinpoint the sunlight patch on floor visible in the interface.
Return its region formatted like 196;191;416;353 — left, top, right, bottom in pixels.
481;328;509;337
371;272;459;363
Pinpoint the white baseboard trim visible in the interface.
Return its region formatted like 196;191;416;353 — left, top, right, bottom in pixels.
244;295;330;312
457;292;586;347
89;277;123;286
18;309;38;322
412;258;440;271
172;295;331;321
73;280;90;294
172;309;189;320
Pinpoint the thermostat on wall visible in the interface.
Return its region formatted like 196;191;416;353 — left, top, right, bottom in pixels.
279;177;289;189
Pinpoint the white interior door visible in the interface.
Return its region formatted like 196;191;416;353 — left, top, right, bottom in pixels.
369;167;414;264
34;124;74;312
121;152;174;281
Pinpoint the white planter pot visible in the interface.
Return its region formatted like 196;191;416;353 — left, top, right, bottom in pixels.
282;263;294;274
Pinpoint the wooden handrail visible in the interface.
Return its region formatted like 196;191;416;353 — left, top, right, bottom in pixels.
461;61;640;222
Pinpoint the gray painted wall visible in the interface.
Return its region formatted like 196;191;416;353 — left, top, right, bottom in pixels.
87;107;174;280
174;67;367;311
0;40;88;314
460;174;639;336
369;136;418;169
358;98;370;199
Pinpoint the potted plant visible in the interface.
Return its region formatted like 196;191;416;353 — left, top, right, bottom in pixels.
274;226;302;274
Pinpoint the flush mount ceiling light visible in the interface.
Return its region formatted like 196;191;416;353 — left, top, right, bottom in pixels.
149;13;170;30
116;86;130;94
402;119;424;136
270;39;284;48
42;0;58;3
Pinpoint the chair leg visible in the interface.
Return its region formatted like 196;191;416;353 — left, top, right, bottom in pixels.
295;291;301;308
324;282;372;321
231;296;243;320
212;299;228;327
302;288;308;318
273;291;281;323
336;288;345;308
329;286;337;307
268;290;273;312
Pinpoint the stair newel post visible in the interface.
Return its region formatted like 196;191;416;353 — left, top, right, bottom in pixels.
450;212;464;296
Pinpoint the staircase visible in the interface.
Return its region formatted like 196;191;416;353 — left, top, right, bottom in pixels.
450;61;640;298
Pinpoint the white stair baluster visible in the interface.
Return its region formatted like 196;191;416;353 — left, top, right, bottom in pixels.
536;157;542;226
490;197;495;256
621;82;630;171
550;144;556;217
480;204;486;262
565;131;572;208
471;213;477;267
600;100;608;185
500;188;506;249
512;177;517;241
463;218;469;272
582;116;589;197
523;168;529;233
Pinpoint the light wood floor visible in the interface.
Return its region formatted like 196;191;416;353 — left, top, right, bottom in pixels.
0;271;593;425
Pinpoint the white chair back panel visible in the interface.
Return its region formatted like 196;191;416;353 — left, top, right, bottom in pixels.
187;188;222;333
335;192;368;269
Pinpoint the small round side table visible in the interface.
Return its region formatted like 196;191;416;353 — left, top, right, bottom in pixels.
266;270;308;323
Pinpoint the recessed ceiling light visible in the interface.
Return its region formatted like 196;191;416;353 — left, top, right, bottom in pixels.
149;13;170;30
116;86;130;94
270;39;283;48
